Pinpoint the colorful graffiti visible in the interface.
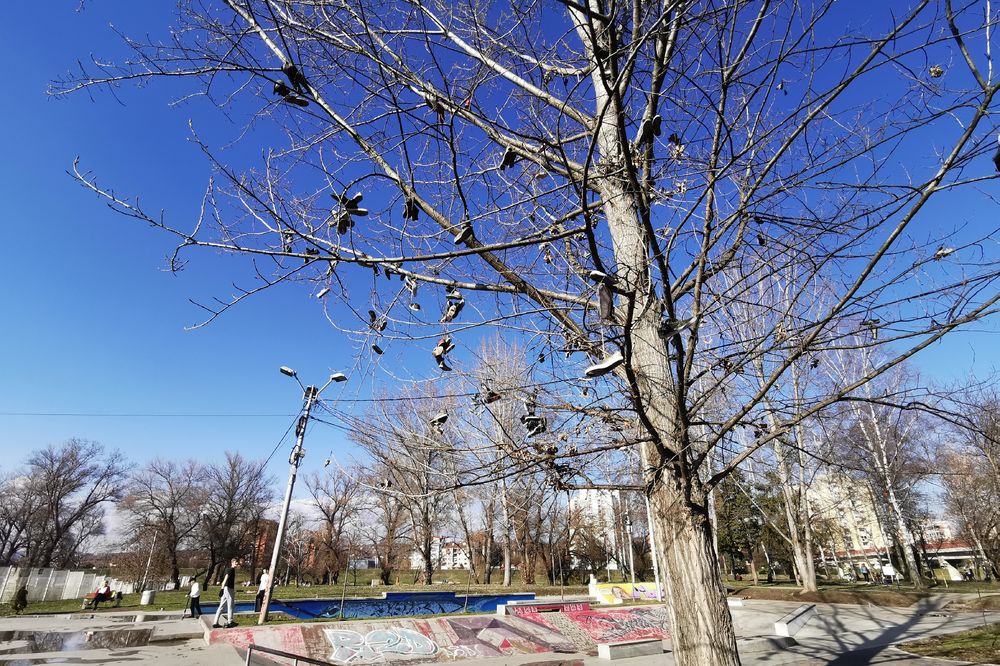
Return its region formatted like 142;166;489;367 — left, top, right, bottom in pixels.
326;627;437;662
589;582;664;605
207;604;668;664
505;602;590;616
203;591;534;620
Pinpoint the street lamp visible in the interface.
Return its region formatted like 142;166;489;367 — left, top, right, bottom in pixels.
258;366;348;624
624;514;636;586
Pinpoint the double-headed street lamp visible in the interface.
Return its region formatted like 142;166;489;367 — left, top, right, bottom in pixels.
258;366;347;624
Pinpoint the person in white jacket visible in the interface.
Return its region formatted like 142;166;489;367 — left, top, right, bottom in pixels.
188;578;202;619
254;568;269;613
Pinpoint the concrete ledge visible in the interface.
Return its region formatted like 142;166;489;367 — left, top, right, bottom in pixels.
774;604;816;637
499;600;592;616
597;638;665;660
738;636;797;654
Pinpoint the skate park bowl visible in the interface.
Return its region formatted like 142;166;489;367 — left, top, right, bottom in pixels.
202;591;536;620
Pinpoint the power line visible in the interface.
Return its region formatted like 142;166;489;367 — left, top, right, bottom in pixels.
0;411;297;418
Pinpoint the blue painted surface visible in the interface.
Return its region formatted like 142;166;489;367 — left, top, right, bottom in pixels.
202;591;535;619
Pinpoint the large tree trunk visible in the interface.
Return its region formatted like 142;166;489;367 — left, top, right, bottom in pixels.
649;475;740;666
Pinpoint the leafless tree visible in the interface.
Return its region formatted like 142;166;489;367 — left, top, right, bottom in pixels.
120;459;207;587
0;474;41;565
347;386;456;584
939;389;1000;577
358;465;410;585
58;0;1000;661
198;452;273;586
827;354;935;588
305;465;362;583
18;439;129;568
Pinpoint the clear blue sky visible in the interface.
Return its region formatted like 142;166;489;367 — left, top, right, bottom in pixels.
0;2;996;484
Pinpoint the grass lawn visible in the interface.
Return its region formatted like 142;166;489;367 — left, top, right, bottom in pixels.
901;623;1000;663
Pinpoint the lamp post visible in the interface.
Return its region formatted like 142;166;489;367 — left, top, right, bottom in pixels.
258;366;347;624
624;514;636;586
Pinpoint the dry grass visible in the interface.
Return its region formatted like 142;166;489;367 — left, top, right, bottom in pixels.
901;623;1000;663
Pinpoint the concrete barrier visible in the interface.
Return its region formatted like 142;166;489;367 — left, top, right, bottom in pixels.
774;604;816;637
597;638;665;660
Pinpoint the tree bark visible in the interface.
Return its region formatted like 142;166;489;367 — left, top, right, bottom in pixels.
649;475;740;666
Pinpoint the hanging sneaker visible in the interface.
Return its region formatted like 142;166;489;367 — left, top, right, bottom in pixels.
454;223;473;245
282;61;308;90
430;412;449;426
500;147;517;170
585;351;624;378
598;283;613;320
405;276;418;298
317;287;330;299
273;81;292;97
588;269;615;283
933;247;955;260
404;197;419;221
372;344;383;355
441;299;464;323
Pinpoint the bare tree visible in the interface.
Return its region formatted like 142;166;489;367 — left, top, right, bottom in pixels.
0;473;40;565
199;452;273;586
940;390;1000;577
305;465;362;584
59;0;1000;661
348;386;455;584
120;459;206;587
828;354;934;588
21;439;129;568
359;466;410;585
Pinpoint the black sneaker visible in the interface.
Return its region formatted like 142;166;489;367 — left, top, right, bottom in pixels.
225;622;238;628
212;623;222;628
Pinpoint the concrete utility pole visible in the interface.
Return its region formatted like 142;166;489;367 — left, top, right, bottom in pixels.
625;514;636;586
258;368;347;624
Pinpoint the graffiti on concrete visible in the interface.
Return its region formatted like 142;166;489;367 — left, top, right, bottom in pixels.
589;582;664;605
506;602;590;616
562;607;669;642
310;592;535;619
301;615;574;664
326;628;437;663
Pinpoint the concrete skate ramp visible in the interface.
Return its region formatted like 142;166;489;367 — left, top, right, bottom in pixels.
207;605;669;664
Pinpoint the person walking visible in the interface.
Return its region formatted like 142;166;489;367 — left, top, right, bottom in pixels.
254;568;269;613
189;577;202;619
212;558;239;628
11;585;28;614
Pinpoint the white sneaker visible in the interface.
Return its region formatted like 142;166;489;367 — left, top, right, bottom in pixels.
585;351;624;378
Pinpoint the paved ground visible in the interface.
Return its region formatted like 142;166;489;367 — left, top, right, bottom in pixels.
1;596;998;665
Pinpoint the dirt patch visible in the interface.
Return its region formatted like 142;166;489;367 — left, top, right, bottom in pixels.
945;595;1000;612
730;586;927;607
